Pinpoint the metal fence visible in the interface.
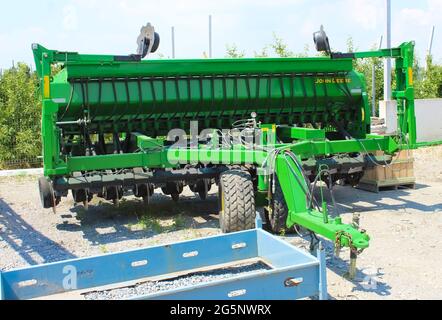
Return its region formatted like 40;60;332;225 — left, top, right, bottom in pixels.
0;156;42;170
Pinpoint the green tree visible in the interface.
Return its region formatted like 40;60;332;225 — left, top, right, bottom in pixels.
226;34;310;59
225;44;245;58
0;63;41;169
270;33;294;58
348;38;384;116
353;57;384;115
254;46;269;58
415;56;442;99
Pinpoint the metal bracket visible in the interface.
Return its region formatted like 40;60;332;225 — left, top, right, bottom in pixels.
255;214;263;229
137;23;156;59
317;242;328;300
0;272;4;300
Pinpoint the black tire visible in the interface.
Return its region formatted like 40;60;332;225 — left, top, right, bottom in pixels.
71;172;90;204
171;193;180;203
38;177;55;209
151;32;160;53
198;181;209;201
191;179;210;201
133;168;152;202
162;182;183;202
142;33;160;57
219;170;256;233
266;178;290;234
344;172;364;187
72;189;87;203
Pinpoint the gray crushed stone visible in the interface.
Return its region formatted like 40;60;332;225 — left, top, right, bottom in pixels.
84;262;271;300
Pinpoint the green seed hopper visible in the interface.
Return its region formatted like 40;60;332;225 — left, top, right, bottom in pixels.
33;26;417;274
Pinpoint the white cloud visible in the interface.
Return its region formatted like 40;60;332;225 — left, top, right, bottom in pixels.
63;5;79;31
394;0;442;60
346;0;382;31
1;0;442;68
0;27;48;69
400;8;431;27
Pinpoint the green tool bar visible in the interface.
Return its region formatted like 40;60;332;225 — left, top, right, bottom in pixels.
353;47;402;59
52;137;397;176
288;136;398;158
134;133;164;149
63;149;268;174
278;127;326;140
66;153;154;173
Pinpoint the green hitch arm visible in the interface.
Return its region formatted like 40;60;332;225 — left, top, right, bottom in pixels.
274;153;370;251
286;210;370;251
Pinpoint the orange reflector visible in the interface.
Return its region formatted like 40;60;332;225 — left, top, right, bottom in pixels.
43;76;50;98
408;67;413;86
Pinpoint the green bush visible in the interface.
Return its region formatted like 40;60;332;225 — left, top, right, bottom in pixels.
415;56;442;99
0;63;41;169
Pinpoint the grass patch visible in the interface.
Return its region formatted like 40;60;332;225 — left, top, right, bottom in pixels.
131;212;188;234
137;214;164;233
172;214;186;230
99;245;109;254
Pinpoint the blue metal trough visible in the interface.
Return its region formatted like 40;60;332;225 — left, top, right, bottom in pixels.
0;218;327;300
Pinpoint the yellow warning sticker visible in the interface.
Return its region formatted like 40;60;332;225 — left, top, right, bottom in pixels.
408;67;414;86
43;76;50;98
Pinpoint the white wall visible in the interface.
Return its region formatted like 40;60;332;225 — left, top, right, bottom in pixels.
379;100;397;135
415;99;442;143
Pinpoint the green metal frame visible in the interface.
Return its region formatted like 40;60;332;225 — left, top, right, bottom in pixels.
33;41;417;258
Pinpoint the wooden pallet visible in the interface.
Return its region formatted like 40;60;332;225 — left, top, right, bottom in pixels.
357;178;416;193
357;150;416;193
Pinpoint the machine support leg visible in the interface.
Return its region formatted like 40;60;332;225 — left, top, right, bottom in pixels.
317;242;328;300
348;251;358;280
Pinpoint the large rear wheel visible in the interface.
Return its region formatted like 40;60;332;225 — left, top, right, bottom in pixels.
219;170;256;233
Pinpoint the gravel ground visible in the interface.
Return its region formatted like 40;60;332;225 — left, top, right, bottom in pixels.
84;262;271;300
1;146;442;300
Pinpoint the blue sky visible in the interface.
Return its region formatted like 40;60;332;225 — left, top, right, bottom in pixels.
1;0;441;69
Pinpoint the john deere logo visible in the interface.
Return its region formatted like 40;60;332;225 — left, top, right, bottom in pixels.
315;78;352;85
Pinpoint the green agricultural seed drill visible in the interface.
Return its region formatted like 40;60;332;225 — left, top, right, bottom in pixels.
33;24;417;274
